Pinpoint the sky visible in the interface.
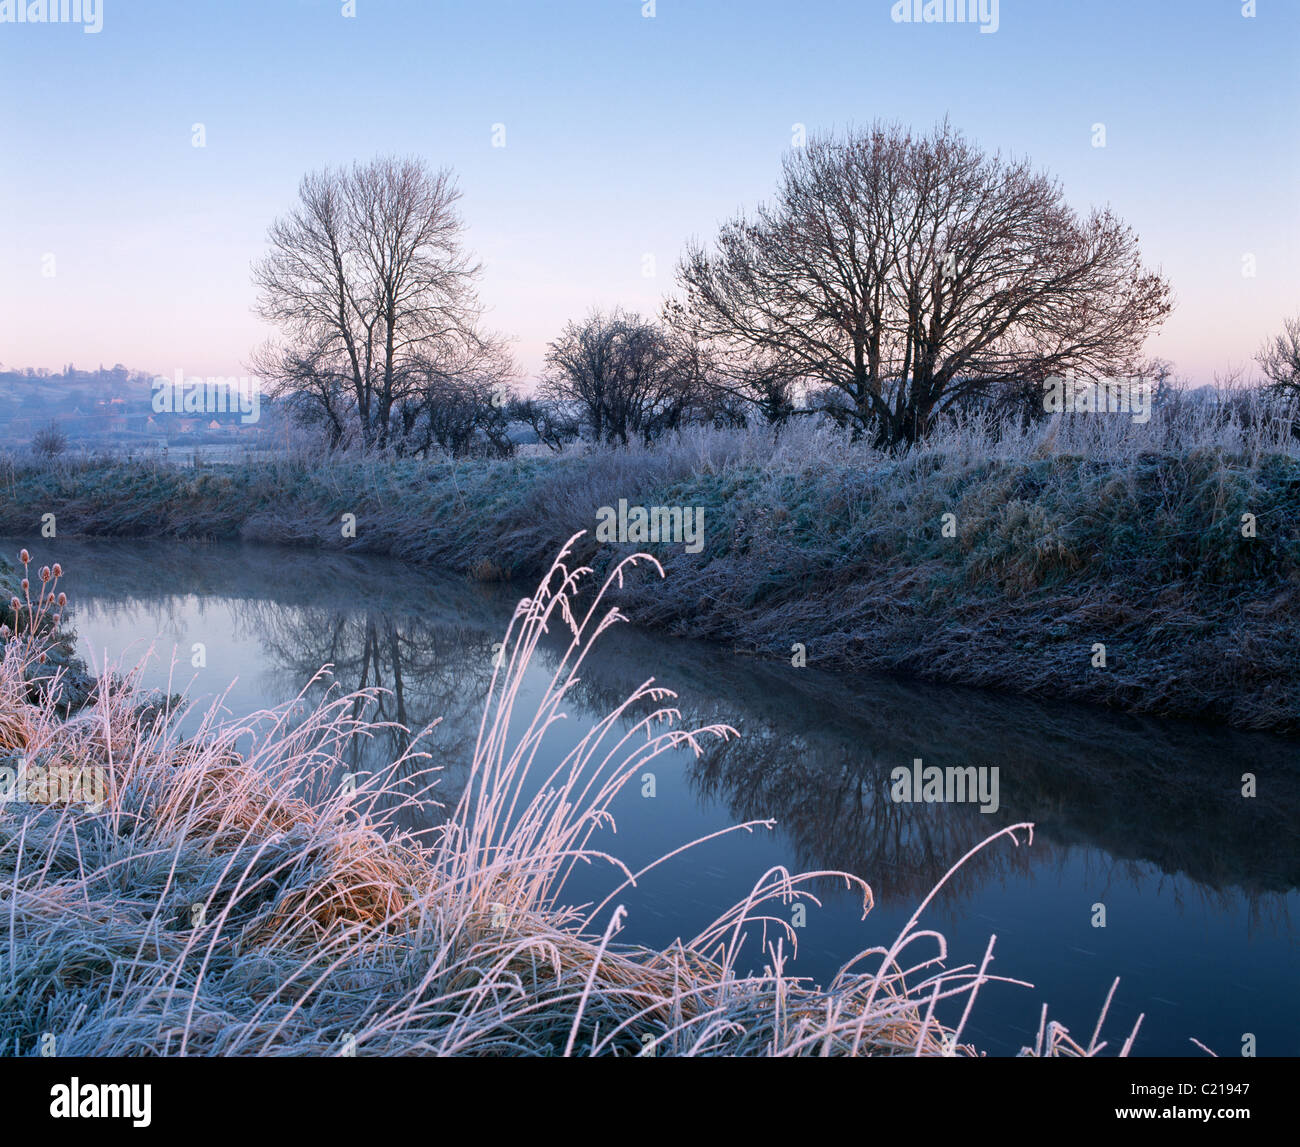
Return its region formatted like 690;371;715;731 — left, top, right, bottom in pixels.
1;0;1297;387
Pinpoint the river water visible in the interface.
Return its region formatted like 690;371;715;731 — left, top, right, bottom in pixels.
13;537;1297;1057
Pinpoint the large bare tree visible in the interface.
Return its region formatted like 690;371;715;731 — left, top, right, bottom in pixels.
253;155;508;451
671;121;1173;446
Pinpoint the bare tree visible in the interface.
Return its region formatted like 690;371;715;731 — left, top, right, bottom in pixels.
253;156;504;451
253;340;354;449
401;373;515;458
672;121;1173;447
508;396;582;452
660;305;802;425
539;308;725;446
539;308;624;445
31;420;67;459
1257;316;1300;396
391;333;516;457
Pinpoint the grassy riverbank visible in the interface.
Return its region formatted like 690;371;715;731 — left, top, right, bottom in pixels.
2;412;1297;732
1;545;1139;1058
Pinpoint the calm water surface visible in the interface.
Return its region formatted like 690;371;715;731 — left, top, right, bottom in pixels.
15;537;1298;1057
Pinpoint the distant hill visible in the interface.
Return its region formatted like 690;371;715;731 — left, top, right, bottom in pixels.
0;364;278;448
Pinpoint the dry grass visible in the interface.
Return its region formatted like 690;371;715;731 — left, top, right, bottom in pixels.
0;541;1157;1057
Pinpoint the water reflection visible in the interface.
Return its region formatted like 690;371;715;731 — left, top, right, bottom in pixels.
18;536;1299;1054
38;537;1300;916
568;628;1298;926
234;601;497;827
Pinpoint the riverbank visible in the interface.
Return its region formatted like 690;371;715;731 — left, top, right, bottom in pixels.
3;543;1137;1058
2;420;1297;732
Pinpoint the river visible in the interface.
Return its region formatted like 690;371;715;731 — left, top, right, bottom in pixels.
11;536;1297;1057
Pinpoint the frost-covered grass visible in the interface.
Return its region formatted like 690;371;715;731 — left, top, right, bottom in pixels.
0;543;1147;1057
1;394;1297;730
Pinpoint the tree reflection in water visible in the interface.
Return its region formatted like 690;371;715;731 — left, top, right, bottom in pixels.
45;536;1298;934
563;623;1299;929
235;602;499;836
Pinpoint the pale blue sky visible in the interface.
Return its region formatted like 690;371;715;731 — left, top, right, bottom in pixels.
1;0;1297;385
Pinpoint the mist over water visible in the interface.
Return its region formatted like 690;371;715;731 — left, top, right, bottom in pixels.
20;536;1298;1058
